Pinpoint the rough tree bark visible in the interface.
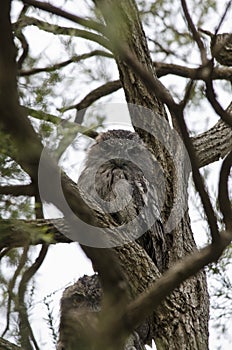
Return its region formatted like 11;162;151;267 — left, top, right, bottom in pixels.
58;1;210;349
95;0;209;349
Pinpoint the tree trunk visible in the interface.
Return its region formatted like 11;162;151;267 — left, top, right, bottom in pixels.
93;0;209;349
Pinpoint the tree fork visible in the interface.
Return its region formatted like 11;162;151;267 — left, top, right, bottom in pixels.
93;0;210;349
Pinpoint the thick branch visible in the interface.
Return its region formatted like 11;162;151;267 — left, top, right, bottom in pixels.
193;102;232;168
0;219;72;248
0;184;35;196
0;4;130;328
154;61;232;81
123;231;231;337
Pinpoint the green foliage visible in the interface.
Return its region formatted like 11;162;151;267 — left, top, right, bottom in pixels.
0;196;33;220
39;121;54;139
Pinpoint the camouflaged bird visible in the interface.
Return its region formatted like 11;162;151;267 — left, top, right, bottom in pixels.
77;129;166;271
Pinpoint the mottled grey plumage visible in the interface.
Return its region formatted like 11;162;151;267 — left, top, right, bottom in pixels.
57;275;147;350
57;131;165;349
199;28;232;66
78;129;166;271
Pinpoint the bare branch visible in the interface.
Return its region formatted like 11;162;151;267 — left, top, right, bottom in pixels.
20;50;113;76
173;105;220;243
121;231;231;338
17;244;48;350
193;116;232;168
154;61;232;81
16;16;111;50
22;0;106;34
181;0;207;64
0;247;12;260
0;184;35;196
179;79;195;109
73;80;122;123
1;246;29;338
16;30;29;70
205;79;232;128
214;1;232;36
148;37;187;61
58;80;122;115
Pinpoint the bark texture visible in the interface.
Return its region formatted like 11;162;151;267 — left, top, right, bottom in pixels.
94;0;209;348
58;1;210;349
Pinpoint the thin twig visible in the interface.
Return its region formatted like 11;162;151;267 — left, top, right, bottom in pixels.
205;79;232;128
181;0;207;64
58;80;121;116
20;50;113;76
0;247;12;260
18;244;48;350
214;1;232;36
16;30;29;70
174;103;220;243
179;80;195;109
1;246;29;338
